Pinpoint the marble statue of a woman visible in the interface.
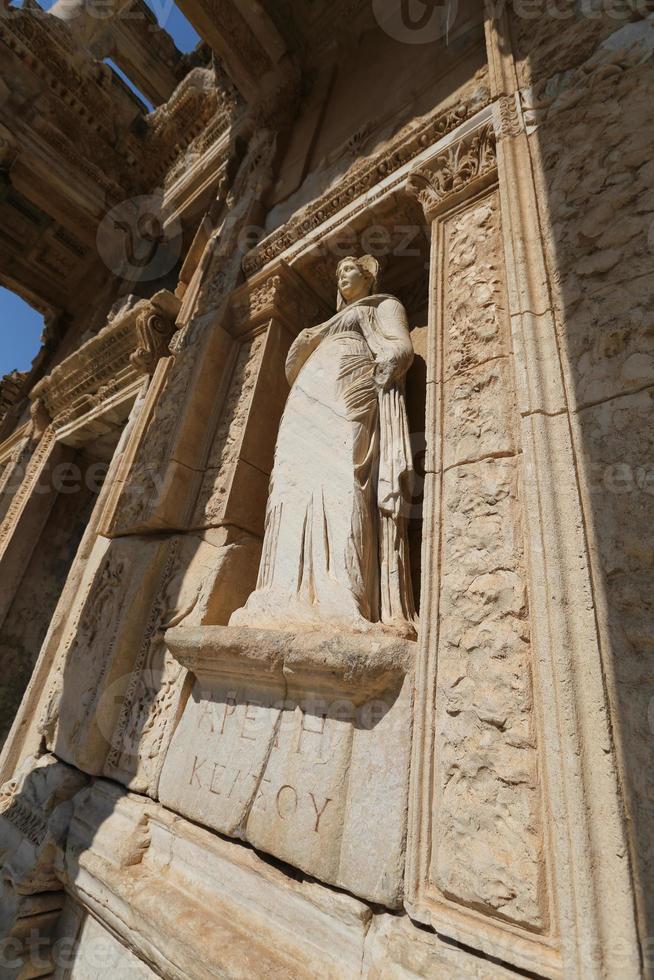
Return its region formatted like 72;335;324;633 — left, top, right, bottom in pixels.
231;255;416;638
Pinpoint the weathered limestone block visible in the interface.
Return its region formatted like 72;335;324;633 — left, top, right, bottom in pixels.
511;0;642;89
159;625;415;907
573;388;654;933
54;903;160;979
103;527;261;796
0;754;87;976
433;458;542;926
41;534;173;775
0;755;87;897
518;13;654;955
362;913;519;980
443;357;517;469
442;194;510;375
525;19;654;412
41;526;261;793
62;779;373;980
0;893;64;980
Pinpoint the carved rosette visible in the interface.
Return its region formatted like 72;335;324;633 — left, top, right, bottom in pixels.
406;123;498;222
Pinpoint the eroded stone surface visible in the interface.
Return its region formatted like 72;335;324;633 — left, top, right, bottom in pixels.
63;779;374;980
159;625;415;906
0;4;650;977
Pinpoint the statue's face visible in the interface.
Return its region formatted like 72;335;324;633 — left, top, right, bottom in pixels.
338;260;370;303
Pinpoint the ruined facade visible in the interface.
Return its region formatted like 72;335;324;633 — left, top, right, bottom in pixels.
0;1;652;977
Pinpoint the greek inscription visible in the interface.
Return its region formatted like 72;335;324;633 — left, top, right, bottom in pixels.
275;784;298;820
189;755;206;787
209;762;226;794
296;711;326;754
220;696;237;734
308;793;332;832
240;700;262;741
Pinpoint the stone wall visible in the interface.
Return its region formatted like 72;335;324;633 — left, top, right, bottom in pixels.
517;4;654;948
0;2;652;978
0;449;97;745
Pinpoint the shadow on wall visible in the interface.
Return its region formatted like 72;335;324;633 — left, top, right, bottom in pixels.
509;3;654;952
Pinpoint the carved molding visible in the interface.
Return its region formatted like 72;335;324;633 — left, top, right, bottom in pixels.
0;428;56;551
0;369;28;425
228;260;330;336
406;122;498;221
243;88;491;276
30;290;180;426
495;94;524;141
130;299;180;376
1;12;240;201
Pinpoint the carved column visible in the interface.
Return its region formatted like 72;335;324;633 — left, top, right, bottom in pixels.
406;121;555;975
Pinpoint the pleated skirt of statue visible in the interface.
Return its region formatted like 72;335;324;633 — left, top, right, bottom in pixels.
233;331;380;631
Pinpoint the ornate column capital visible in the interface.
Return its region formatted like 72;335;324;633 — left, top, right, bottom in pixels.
131;294;182;376
229;260;330;337
406;122;497;222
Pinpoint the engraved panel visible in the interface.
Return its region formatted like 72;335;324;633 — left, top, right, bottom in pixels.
194;330;266;526
159;626;414;907
412;190;546;936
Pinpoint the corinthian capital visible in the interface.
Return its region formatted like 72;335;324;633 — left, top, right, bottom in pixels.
406;122;497;221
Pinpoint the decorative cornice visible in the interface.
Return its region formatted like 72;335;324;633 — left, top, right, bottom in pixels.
0;370;28;424
1;12;241;199
242;88;491;277
30;290;180;424
405;122;497;220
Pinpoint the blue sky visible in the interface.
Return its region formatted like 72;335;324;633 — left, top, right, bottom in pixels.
0;289;45;378
0;1;199;381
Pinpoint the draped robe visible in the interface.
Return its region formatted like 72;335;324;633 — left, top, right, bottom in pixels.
230;294;416;636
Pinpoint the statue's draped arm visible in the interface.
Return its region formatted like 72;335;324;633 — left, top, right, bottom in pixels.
365;297;414;389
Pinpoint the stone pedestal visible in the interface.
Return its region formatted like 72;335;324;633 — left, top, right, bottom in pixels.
159;625;415;907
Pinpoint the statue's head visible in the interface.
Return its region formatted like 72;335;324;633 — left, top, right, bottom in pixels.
336;255;379;310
